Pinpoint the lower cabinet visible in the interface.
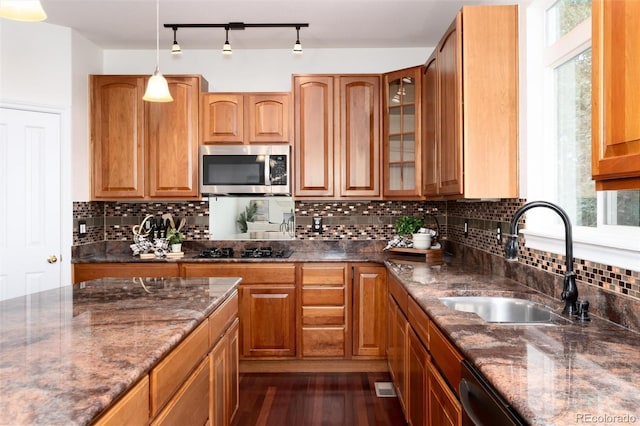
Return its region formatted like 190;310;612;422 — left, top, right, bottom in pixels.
93;290;239;426
387;274;462;426
352;264;388;358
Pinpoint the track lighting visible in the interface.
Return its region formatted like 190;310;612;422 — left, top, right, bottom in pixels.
0;0;47;22
143;0;173;102
293;26;303;54
171;26;182;55
163;22;309;53
222;27;232;55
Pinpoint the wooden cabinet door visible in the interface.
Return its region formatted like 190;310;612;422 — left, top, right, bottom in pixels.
201;93;244;143
338;76;381;198
592;0;640;189
239;285;296;357
428;362;462;426
91;75;145;199
408;328;429;426
422;53;439;197
210;318;239;426
293;75;335;197
247;93;290;143
388;295;408;414
437;18;463;197
147;76;200;198
383;66;423;199
352;264;387;358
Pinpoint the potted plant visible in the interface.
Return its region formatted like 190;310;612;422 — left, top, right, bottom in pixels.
166;228;185;253
394;216;424;236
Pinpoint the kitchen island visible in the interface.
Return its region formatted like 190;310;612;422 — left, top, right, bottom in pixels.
0;276;240;425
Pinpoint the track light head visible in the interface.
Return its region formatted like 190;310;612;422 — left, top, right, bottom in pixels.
222;27;232;55
293;26;303;54
171;26;182;55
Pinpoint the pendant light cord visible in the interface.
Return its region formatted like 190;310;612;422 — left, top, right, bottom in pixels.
155;0;160;71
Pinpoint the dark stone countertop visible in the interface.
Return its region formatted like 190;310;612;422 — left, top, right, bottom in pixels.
0;277;240;426
385;257;640;425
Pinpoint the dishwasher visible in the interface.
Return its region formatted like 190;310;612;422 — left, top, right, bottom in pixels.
459;360;527;426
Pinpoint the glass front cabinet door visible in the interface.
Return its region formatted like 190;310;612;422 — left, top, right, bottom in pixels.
383;66;422;199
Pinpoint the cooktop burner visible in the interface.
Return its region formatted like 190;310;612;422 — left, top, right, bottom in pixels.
195;246;292;259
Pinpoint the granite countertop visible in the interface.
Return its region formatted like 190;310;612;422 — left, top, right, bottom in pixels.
0;276;240;426
385;257;640;425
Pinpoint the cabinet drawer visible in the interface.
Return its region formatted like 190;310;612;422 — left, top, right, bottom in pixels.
301;264;347;285
302;306;345;325
210;291;238;345
73;263;180;284
150;320;209;415
302;287;345;306
388;275;408;314
94;376;150;426
151;357;210;426
429;322;463;397
302;327;346;357
407;296;430;349
181;263;296;284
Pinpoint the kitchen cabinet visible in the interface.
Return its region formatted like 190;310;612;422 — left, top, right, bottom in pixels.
293;74;381;199
387;274;463;425
300;263;350;358
352;264;387;358
93;289;238;426
201;93;290;144
591;0;640;190
181;263;297;358
93;376;149;426
73;263;180;284
383;66;422;199
424;5;519;199
90;74;206;200
210;319;239;426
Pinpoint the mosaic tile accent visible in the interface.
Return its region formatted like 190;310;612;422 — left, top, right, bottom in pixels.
103;201;210;241
446;198;640;302
294;200;447;241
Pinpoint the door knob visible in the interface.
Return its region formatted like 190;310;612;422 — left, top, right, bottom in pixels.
47;255;58;264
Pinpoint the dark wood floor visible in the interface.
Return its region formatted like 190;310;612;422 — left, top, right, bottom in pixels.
232;372;407;426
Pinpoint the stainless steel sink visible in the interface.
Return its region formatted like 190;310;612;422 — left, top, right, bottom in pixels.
439;296;570;325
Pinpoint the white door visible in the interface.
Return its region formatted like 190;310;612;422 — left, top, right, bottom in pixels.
0;107;62;301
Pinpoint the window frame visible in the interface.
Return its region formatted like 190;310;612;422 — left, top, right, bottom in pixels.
523;0;640;271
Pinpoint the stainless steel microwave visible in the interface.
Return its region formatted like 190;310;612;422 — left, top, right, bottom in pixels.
199;145;291;195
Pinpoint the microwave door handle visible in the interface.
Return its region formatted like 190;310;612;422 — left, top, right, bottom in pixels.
265;155;271;187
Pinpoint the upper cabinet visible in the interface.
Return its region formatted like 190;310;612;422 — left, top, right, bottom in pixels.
201;93;290;144
423;5;519;199
90;75;206;200
592;0;640;190
383;66;422;199
293;74;381;199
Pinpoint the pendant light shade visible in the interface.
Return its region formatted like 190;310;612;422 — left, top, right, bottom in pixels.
0;0;47;21
143;0;173;102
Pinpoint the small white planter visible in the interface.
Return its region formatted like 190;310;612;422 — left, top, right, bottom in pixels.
412;233;431;250
170;243;182;253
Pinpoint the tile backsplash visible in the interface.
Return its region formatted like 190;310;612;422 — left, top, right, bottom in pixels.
73;197;639;330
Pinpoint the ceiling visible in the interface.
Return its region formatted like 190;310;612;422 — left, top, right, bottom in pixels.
41;0;525;51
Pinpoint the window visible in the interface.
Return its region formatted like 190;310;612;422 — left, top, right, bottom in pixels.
525;0;640;271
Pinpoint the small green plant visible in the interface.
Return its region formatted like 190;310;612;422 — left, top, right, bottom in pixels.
166;228;185;245
237;201;258;233
394;216;424;235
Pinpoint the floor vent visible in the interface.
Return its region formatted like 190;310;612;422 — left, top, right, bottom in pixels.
374;382;397;398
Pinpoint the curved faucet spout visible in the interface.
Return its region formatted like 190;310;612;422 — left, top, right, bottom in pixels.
504;201;578;316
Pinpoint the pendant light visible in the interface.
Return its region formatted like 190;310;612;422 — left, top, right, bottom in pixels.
0;0;47;21
143;0;173;102
222;27;232;55
171;26;182;55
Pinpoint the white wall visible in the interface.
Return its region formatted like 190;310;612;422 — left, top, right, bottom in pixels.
104;47;432;92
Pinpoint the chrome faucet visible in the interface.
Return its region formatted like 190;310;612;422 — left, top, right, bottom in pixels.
504;201;579;316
